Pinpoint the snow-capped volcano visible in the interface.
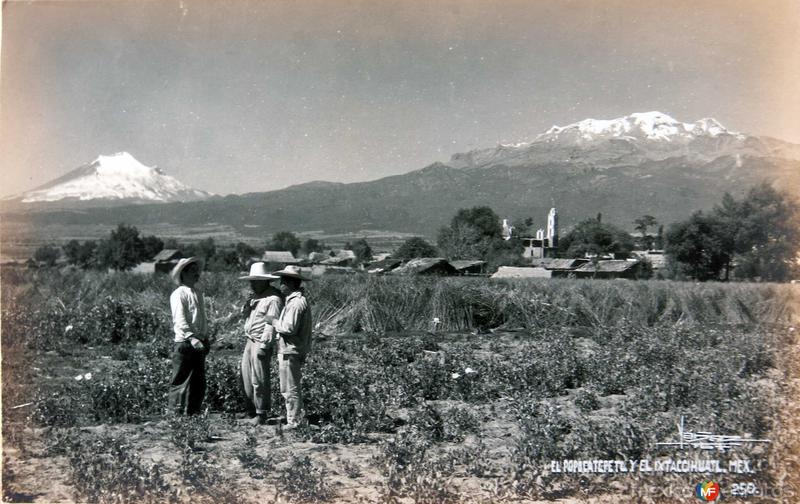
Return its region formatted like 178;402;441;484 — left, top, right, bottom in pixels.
447;111;798;169
12;152;211;204
537;111;740;143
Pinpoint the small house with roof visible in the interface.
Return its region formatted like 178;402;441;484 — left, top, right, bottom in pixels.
367;258;403;274
261;250;300;270
527;257;590;277
153;249;182;274
572;260;643;279
389;257;457;276
631;250;667;271
450;260;488;276
320;249;357;267
491;266;553;278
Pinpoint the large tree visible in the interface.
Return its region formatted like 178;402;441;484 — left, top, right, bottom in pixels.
395;237;439;259
301;238;325;256
95;224;146;271
557;219;635;259
141;235;164;261
633;215;659;250
33;245;60;267
722;183;799;281
267;231;301;256
665;212;730;281
667;183;799;282
437;206;503;260
64;240;98;269
349;238;373;264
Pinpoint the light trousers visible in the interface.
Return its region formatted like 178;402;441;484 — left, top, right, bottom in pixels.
278;354;304;426
241;339;272;414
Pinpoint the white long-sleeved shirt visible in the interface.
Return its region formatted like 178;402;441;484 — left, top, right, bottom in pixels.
244;293;283;344
272;290;312;356
170;285;208;343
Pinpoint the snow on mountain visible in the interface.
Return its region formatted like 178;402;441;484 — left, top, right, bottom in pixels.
535;111;742;144
14;152;211;203
447;111;791;169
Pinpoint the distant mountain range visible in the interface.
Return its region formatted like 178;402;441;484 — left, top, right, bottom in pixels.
449;111;800;169
3;112;799;239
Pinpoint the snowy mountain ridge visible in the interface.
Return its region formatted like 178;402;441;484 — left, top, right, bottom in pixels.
13;152;211;204
535;111;741;144
448;111;796;170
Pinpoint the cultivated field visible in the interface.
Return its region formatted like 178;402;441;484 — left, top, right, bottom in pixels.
2;269;799;503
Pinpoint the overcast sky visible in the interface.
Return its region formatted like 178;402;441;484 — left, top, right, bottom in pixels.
2;0;798;196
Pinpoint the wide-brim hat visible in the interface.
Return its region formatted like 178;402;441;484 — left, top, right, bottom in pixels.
170;257;204;284
272;264;312;281
239;261;280;281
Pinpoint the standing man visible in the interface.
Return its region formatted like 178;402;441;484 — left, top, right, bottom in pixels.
238;262;283;425
168;257;209;415
268;265;313;429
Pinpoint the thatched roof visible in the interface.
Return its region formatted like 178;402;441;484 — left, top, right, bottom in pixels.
449;260;486;271
367;258;402;274
389;257;457;276
262;251;299;263
307;252;328;263
632;250;667;269
491;266;552;278
153;249;181;262
574;260;638;273
313;265;358;275
320;254;356;265
332;249;356;260
310;249;356;264
529;258;589;270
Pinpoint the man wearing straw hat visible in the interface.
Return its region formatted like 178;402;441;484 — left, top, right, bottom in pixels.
238;262;283;425
266;265;313;429
168;257;209;415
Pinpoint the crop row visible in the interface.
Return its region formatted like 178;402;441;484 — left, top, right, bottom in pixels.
2;269;795;353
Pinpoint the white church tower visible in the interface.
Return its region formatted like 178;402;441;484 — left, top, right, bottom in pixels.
546;208;558;248
502;219;514;240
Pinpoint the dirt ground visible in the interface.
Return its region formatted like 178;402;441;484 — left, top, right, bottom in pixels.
3;325;794;503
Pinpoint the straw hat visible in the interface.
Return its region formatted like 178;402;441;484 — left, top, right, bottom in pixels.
239;262;280;281
271;264;312;281
170;257;203;284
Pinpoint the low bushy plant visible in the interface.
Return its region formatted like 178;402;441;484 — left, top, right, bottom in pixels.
275;455;334;503
67;434;176;504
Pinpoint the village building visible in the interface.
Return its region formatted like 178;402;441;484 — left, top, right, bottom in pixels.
450;260;488;276
153;249;182;274
319;249;357;267
310;264;357;276
491;266;554;279
572;260;643;279
367;258;403;274
529;257;590;277
261;250;300;270
519;208;559;260
631;250;667;271
389;257;457;276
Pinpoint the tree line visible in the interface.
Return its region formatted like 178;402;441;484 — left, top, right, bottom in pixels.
393;183;798;282
28;183;798;282
31;226;374;272
665;183;798;282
